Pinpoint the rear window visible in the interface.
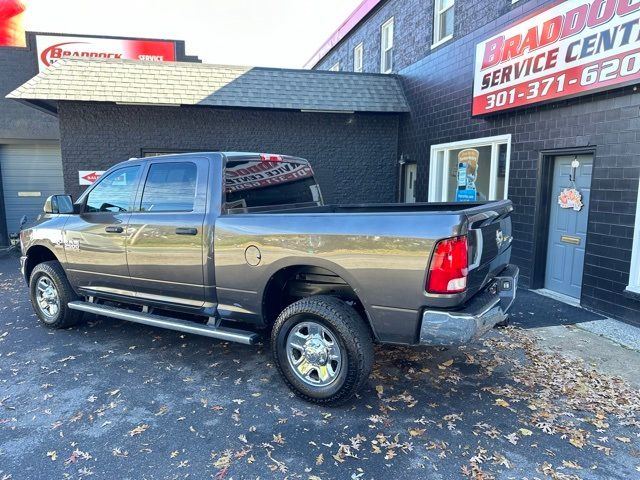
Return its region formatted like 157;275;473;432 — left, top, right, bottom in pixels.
224;159;322;213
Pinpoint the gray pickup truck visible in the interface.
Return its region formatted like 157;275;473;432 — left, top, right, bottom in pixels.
19;152;518;404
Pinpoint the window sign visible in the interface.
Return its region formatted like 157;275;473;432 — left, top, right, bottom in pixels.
455;149;479;202
473;0;640;115
429;135;511;203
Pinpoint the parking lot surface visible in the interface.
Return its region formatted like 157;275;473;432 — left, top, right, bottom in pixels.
0;256;638;479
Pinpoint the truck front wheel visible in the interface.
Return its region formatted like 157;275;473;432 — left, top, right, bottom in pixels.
29;261;83;329
271;295;374;405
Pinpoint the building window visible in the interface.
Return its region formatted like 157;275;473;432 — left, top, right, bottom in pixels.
354;42;364;73
628;177;640;294
428;135;511;202
433;0;454;47
380;17;394;74
329;62;340;71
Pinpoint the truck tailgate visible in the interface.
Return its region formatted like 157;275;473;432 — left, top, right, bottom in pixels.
465;201;514;298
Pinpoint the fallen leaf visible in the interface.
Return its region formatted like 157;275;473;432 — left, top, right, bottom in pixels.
128;424;149;437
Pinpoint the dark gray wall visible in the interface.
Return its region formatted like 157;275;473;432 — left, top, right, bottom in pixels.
0;42;59;141
57;102;400;204
314;0;533;74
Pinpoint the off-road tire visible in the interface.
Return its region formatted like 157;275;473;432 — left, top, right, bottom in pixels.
271;295;374;405
29;261;83;329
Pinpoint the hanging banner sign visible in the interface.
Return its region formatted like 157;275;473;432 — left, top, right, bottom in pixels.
36;35;176;72
473;0;640;116
558;187;584;211
455;148;479;202
78;170;104;186
225;161;314;193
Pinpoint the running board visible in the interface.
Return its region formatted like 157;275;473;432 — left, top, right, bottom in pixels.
67;301;259;345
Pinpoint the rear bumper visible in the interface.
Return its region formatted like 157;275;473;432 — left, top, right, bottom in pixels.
419;264;519;346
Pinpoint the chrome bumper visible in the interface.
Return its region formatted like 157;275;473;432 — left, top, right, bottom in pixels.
419;265;519;346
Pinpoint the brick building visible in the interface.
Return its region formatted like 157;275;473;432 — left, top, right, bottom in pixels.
0;32;199;242
309;0;640;322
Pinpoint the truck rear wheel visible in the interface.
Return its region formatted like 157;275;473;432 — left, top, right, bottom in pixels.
271;295;374;405
29;261;83;329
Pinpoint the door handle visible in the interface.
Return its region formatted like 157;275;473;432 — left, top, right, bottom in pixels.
175;227;198;236
105;226;124;233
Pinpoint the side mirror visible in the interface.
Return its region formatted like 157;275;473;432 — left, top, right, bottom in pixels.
44;195;74;214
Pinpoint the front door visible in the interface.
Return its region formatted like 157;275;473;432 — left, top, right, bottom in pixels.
126;157;209;308
544;154;592;299
404;163;417;203
64;164;143;296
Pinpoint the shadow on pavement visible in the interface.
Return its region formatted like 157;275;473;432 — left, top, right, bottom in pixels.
508;288;604;329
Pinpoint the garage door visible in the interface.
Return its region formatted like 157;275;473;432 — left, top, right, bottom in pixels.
0;143;64;236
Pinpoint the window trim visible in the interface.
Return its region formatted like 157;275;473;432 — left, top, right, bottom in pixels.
627;177;640;294
329;62;340;72
428;134;511;202
380;17;394;74
432;0;454;48
354;42;364;73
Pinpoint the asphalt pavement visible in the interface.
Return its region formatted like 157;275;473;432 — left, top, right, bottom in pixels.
1;255;638;480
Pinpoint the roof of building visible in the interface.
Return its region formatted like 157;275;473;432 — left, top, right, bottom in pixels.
304;0;384;69
6;58;409;114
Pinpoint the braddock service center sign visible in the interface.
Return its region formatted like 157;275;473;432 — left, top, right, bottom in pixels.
36;35;176;72
473;0;640;115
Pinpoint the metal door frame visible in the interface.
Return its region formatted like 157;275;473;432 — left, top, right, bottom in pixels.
530;147;596;291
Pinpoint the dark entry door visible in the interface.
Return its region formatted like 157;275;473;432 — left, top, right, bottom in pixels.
544;155;592;299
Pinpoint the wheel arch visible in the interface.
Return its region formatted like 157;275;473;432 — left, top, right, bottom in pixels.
24;245;61;282
260;259;378;340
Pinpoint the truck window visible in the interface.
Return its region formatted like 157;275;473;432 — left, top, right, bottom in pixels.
140;162;197;212
85;166;141;213
224;160;322;213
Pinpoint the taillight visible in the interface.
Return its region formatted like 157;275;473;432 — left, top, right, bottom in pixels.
426;236;468;294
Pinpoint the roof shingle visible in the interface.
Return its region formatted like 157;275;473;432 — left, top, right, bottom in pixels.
7;58;410;113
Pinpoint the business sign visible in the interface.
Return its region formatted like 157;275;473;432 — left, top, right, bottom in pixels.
79;170;104;186
36;34;176;71
473;0;640;116
225;161;314;193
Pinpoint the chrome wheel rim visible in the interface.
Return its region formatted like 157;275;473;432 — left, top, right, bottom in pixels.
285;321;342;387
36;276;60;321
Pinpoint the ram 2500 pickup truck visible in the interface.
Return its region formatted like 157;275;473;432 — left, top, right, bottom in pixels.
20;152;518;404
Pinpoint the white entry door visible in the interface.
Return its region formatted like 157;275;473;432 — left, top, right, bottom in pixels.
404;163;417;203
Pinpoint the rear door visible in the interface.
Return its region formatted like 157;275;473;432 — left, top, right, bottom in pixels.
64;164;143;296
126;157;209;307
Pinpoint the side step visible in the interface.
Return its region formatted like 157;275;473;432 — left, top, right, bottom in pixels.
68;301;259;345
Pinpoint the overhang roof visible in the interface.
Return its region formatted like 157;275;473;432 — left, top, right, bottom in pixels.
6;58;409;114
